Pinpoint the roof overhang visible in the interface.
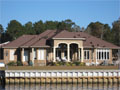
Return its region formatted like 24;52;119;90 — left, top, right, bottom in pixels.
30;46;50;48
53;38;85;40
20;46;50;48
84;46;120;49
2;47;18;49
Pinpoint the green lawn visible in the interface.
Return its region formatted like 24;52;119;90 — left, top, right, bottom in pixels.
0;66;119;70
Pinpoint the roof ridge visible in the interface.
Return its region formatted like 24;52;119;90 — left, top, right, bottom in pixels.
30;30;55;46
20;35;37;47
49;30;64;39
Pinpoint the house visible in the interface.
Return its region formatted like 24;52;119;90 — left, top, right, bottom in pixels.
0;41;10;67
1;30;120;66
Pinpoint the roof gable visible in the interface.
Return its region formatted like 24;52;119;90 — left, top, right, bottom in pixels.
3;30;120;49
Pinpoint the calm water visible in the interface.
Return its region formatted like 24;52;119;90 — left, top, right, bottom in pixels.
0;83;120;90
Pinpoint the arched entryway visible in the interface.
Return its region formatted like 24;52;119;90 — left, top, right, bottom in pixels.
53;42;84;62
56;43;68;61
70;43;79;61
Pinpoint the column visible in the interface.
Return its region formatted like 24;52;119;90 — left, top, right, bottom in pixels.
95;49;97;66
81;47;84;62
21;48;24;63
78;48;80;61
32;48;34;64
67;44;70;62
53;47;56;62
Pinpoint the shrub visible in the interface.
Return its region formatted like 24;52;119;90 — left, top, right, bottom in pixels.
73;61;81;66
55;63;60;66
57;61;63;65
71;63;76;66
80;62;86;66
7;61;16;66
66;62;71;66
17;61;23;66
47;62;55;66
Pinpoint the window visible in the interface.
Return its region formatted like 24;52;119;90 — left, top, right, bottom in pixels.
38;49;44;60
23;50;28;62
10;50;15;61
96;49;110;60
84;50;89;60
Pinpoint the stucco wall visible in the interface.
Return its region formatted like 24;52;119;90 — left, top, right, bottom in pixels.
54;39;83;48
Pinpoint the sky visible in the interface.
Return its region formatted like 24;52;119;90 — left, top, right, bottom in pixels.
0;0;120;30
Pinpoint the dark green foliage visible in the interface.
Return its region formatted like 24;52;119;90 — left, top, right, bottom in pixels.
7;61;16;66
47;61;85;66
86;22;104;38
1;32;13;43
17;61;23;66
85;18;120;46
111;18;120;46
73;61;81;66
1;18;119;47
33;20;45;34
0;24;4;43
23;22;35;35
7;20;23;40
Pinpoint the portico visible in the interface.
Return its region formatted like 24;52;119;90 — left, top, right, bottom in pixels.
53;38;84;62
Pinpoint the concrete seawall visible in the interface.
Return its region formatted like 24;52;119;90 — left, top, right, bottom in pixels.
0;70;120;84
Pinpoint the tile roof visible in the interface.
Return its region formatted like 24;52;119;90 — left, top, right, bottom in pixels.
3;35;36;48
3;30;120;49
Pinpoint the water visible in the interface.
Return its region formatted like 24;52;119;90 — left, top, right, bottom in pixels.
0;83;120;90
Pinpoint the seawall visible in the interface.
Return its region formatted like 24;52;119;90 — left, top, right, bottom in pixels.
0;70;119;84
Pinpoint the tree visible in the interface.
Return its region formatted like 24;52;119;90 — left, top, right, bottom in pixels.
45;21;58;30
33;20;45;34
72;25;81;32
111;18;120;46
6;20;23;40
103;24;112;42
0;24;4;43
86;22;104;38
23;22;35;34
57;19;75;31
85;22;113;43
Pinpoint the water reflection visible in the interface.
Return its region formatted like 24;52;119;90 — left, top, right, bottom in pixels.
0;83;120;90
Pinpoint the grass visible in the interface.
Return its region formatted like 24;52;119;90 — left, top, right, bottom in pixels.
0;66;119;70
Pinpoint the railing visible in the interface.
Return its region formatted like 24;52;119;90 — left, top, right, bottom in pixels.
5;70;120;78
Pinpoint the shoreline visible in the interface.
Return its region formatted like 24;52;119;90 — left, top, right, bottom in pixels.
0;69;120;84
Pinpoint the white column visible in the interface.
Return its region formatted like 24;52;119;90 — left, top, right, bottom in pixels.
67;44;70;62
81;47;84;62
53;47;56;62
96;49;97;66
106;49;107;60
32;48;34;64
78;48;80;61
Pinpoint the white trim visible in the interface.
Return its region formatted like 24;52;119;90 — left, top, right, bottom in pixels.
96;49;110;60
53;38;85;40
84;50;90;60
